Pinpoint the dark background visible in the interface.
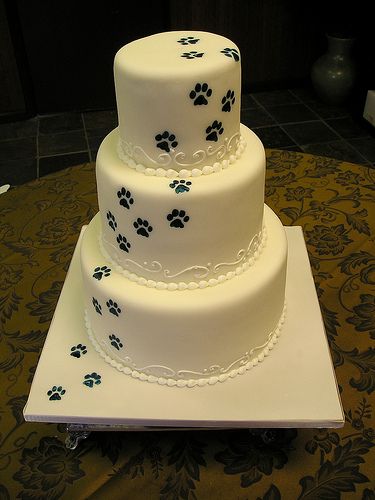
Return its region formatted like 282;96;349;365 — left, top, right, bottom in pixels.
1;0;373;121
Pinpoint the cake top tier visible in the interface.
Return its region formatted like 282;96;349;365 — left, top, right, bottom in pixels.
116;31;240;78
114;31;242;173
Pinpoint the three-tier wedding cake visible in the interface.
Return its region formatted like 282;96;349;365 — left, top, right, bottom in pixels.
80;31;288;387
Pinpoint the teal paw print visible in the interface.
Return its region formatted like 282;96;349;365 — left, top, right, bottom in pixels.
70;344;87;358
47;386;66;401
83;372;102;388
169;179;192;194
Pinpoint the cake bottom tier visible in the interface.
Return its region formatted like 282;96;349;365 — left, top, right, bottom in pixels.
80;205;287;387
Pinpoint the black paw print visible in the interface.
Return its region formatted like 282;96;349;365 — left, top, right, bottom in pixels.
167;209;190;228
221;47;240;62
92;297;102;315
155;131;178;153
83;372;101;388
106;299;121;316
117;187;134;209
189;83;212;105
221;90;236;112
169;179;192;194
133;218;153;237
93;265;111;280
106;211;117;230
70;344;87;358
178;36;199;45
206;120;224;142
109;334;123;350
117;234;131;253
181;51;204;59
47;386;66;401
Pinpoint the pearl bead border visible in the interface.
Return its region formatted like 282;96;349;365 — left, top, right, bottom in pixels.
85;303;286;388
117;137;247;178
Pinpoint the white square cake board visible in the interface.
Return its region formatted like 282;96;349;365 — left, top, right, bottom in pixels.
24;226;344;429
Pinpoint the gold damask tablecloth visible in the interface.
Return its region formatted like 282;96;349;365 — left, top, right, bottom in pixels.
0;150;374;499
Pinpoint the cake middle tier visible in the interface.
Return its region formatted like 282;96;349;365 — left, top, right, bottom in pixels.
97;124;265;286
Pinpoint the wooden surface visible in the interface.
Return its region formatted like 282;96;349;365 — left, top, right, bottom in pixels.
1;150;374;499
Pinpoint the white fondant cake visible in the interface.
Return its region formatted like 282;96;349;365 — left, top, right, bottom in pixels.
80;31;288;387
97;124;265;285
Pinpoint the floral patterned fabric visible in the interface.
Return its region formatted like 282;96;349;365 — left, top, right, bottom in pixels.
0;152;374;499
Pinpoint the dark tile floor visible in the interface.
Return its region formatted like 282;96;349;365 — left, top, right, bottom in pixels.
0;88;374;186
